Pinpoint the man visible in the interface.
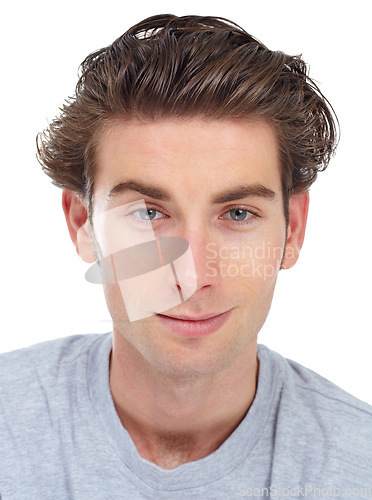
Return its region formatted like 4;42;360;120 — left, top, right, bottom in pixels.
0;14;371;499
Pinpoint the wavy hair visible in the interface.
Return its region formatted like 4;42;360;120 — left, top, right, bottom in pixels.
37;14;338;223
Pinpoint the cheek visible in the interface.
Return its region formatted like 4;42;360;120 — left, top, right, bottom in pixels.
102;282;130;324
250;239;283;287
210;236;284;289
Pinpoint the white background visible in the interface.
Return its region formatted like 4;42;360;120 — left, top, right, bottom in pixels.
1;0;371;405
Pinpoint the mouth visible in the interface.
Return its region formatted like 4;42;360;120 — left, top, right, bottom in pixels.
156;309;233;338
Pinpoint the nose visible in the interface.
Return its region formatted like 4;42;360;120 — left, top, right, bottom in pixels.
169;225;221;302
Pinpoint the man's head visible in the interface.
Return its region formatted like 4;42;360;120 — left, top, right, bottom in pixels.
36;14;338;377
62;117;311;377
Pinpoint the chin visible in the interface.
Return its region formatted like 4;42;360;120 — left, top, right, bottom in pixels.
140;328;253;379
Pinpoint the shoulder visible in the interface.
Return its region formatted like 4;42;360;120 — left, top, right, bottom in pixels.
0;334;111;493
0;333;110;400
0;332;111;437
258;344;372;481
258;344;372;417
0;333;106;367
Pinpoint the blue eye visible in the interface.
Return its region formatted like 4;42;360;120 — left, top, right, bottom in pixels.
128;207;166;223
222;208;255;223
134;208;160;220
229;208;251;221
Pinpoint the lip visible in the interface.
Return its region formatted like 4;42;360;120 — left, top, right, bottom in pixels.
161;312;226;321
156;309;232;338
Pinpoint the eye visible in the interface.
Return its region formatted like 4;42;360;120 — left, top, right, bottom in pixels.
134;208;162;220
221;207;256;223
128;206;166;223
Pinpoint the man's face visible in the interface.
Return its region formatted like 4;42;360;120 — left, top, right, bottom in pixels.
90;118;288;377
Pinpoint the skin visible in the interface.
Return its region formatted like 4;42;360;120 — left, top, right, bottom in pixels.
63;118;309;469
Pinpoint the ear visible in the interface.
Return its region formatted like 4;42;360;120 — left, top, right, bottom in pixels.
281;191;309;270
62;189;96;263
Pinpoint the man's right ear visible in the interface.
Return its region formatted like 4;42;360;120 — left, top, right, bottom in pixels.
62;189;96;263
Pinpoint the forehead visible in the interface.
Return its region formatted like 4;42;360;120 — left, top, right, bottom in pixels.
94;118;282;201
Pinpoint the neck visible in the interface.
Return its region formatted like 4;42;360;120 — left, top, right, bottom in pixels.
109;328;258;469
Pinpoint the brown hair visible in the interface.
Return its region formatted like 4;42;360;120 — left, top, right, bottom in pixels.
36;14;338;223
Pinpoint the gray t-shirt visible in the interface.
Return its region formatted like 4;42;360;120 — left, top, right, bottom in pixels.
0;333;371;499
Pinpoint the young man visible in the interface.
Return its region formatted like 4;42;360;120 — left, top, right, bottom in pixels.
1;14;371;499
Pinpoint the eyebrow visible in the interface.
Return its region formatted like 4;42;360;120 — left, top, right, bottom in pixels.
211;184;276;203
106;180;277;203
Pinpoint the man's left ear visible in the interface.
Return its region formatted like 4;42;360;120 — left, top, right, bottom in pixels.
62;189;96;263
281;191;309;270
